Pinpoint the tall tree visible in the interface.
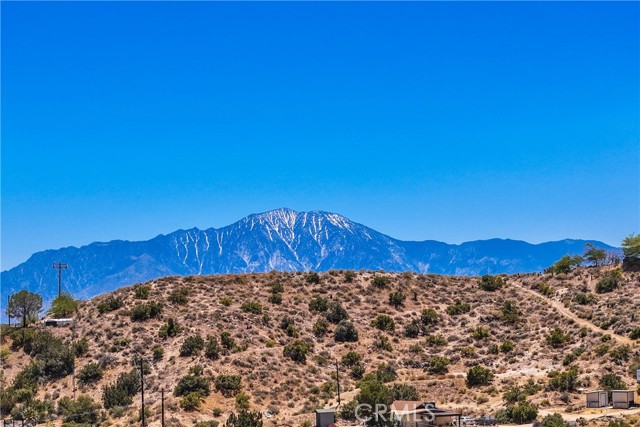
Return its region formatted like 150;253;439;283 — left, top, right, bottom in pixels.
584;244;607;267
621;234;640;259
48;293;78;318
7;290;43;327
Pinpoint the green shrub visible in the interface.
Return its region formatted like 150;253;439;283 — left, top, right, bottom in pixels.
472;326;490;340
159;318;182;339
425;334;447;346
629;327;640;340
375;362;397;383
334;320;358;342
283;340;313;363
313;318;329;337
344;270;356;283
169;287;190;304
77;363;103;385
466;365;494;387
535;283;554;296
220;297;233;306
102;370;141;409
235;391;250;410
175;365;210;397
215;374;242;397
241;301;263;314
371;275;391;288
596;275;619;293
130;302;163;321
180;392;203;411
573;292;596;305
225;410;263;427
325;302;349;324
48;294;79;318
404;320;421;338
541;414;564;427
341;351;362;367
205;336;221;360
374;334;393;351
599;374;626;390
309;297;329;313
479;275;506;291
306;272;321;284
547;367;580;392
58;395;100;424
546;328;570;347
446;300;471;315
180;335;205;357
426;356;450;374
500;341;515;353
134;285;150;299
267;293;282;304
220;332;236;351
153;346;164;362
97;296;123;314
389;383;420;401
270;283;284;294
388;291;406;308
501;300;520;324
371;315;395;332
420;308;440;325
72;338;89;357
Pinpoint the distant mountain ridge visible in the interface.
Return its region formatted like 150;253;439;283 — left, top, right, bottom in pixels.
1;208;618;304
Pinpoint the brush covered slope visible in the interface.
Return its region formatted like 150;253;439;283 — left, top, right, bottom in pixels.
1;268;639;426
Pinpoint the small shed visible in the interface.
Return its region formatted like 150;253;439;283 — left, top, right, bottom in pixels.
43;318;74;327
315;408;336;427
585;390;609;408
611;390;635;409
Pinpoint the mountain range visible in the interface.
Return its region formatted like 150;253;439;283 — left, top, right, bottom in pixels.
1;208;618;304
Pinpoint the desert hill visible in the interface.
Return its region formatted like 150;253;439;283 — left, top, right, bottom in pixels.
1;267;639;427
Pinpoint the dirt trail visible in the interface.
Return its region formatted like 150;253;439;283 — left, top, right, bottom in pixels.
510;281;637;347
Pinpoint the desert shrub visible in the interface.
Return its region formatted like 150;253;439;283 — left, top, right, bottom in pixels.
220;332;236;351
630;327;640;340
388;291;406;308
479;275;506;291
77;363;103;385
313;318;329;337
22;331;75;381
58;395;100;424
501;341;515;353
374;334;393;351
404;320;421;338
159;318;182;339
267;293;282;304
371;315;395;332
215;375;242;397
97;296;123;314
205;336;221;360
501;300;521;323
371;275;391;288
350;364;365;380
425;334;447;347
241;301;263;314
220;297;233;306
608;421;629;427
466;365;494;387
180;392;203;411
472;327;490;340
153;346;164;361
169;287;190;304
389;384;420;401
499;401;538;424
573;293;596;305
48;294;79;318
420;308;440;326
426;356;450;374
339;399;359;420
102;370;141;409
270;282;284;294
599;374;626;390
541;414;564;427
283;340;313;363
306;272;321;284
175;365;210;398
447;300;471;316
535;283;554;296
130;302;163;321
344;270;356;283
547;367;580;392
546;328;570;347
341;351;362;367
334;320;359;342
72;338;89;357
134;285;150;299
610;345;631;362
325;302;349;324
309;297;329;313
235;391;250;410
375;362;397;383
225;410;263;427
195;422;219;427
180;335;205;357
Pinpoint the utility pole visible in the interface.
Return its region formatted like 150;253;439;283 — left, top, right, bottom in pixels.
335;359;341;407
161;389;165;427
138;358;146;427
52;262;68;297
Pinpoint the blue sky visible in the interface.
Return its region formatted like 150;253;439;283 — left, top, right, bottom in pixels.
1;2;638;270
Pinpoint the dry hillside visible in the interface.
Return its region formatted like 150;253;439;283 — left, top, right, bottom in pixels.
1;267;639;426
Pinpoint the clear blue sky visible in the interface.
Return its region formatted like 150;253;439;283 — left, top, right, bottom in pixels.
2;2;638;270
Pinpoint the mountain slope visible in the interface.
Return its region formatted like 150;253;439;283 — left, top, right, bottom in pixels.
1;208;618;304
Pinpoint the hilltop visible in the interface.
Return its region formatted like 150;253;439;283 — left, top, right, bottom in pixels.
1;267;639;426
1;208;620;307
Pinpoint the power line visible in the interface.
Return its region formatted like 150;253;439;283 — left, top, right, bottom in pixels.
52;262;68;297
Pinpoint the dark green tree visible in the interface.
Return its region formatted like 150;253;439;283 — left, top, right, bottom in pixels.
7;290;43;327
